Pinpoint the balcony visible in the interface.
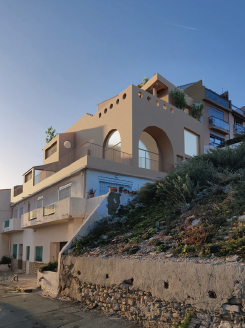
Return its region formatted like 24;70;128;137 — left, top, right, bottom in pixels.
205;88;230;109
209;116;230;133
34;142;132;186
234;123;245;135
138;148;175;173
22;197;87;228
2;218;22;233
232;105;244;116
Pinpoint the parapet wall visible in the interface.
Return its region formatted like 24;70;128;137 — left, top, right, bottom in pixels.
60;256;245;327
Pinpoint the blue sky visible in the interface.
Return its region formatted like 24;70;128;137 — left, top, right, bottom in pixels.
0;0;245;189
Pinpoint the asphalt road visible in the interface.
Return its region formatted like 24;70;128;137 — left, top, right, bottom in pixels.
0;285;138;328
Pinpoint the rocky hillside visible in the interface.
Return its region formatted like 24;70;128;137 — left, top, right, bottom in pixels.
72;142;245;262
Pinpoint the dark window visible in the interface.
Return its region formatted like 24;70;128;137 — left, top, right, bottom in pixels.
26;246;30;261
35;246;43;262
209;107;224;120
13;244;17;259
210;133;224;147
45;142;57;159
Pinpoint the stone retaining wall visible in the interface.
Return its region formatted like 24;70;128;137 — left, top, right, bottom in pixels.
29;262;47;275
60;256;245;327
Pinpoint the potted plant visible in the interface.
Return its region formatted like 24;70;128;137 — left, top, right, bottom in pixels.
108;186;117;192
88;188;97;198
119;186;124;193
123;189;129;194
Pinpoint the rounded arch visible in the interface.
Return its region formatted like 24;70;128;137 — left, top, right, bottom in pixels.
138;126;174;172
103;130;121;163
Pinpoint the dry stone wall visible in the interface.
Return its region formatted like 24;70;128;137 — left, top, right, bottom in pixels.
59;256;245;327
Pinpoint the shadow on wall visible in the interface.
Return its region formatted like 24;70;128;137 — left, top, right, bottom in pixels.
140;126;174;171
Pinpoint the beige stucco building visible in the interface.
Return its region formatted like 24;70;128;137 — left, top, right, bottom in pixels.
178;81;245;152
1;73;203;274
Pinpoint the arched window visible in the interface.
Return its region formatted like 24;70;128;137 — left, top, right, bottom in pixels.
104;130;121;162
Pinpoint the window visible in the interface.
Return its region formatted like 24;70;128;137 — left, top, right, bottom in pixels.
209;107;224;120
104;131;122;162
35;246;43;262
26;246;30;261
45;142;57;159
184;129;199;157
58;183;71;201
25;171;32;183
210;133;224;147
37;196;43;209
234;117;243;126
13;244;17;259
13;207;18;218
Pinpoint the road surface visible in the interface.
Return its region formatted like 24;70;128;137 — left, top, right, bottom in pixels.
0;285;138;328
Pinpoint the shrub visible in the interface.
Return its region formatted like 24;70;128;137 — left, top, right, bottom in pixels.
173;311;193;328
157;244;169;252
39;261;58;273
128;247;140;255
170;88;187;110
0;256;11;264
190;102;204;120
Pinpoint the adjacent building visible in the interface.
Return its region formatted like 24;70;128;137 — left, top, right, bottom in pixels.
1;73;203;274
178;80;245;152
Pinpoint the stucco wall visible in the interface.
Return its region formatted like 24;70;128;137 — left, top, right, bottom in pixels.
37;271;59;296
60;255;245;313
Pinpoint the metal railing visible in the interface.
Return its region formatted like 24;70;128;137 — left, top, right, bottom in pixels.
138;148;175;173
43;203;55;216
209;116;230;131
205;88;230;109
34;141;132;186
29;209;37;220
232;105;244;116
4;220;9;228
234;123;245;134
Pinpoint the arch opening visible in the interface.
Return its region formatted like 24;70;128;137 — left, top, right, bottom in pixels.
138;126;174;173
104;130;121;163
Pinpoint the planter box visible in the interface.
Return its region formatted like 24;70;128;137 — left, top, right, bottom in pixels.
37;271;59;296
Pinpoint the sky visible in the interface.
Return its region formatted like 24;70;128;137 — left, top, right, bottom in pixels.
0;0;245;189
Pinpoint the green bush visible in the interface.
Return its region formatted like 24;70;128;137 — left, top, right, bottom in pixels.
128;247;140;255
157;244;169;252
173;311;193;328
39;261;58;273
0;256;11;264
170;88;187;110
191;102;204;120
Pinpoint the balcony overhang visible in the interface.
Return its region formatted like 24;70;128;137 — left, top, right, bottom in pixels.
209;124;229;135
1;218;23;233
204;97;231;113
21;197;86;229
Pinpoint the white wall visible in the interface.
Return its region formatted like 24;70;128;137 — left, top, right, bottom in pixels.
12;172;84;219
10;221;74;264
86;169;151;197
